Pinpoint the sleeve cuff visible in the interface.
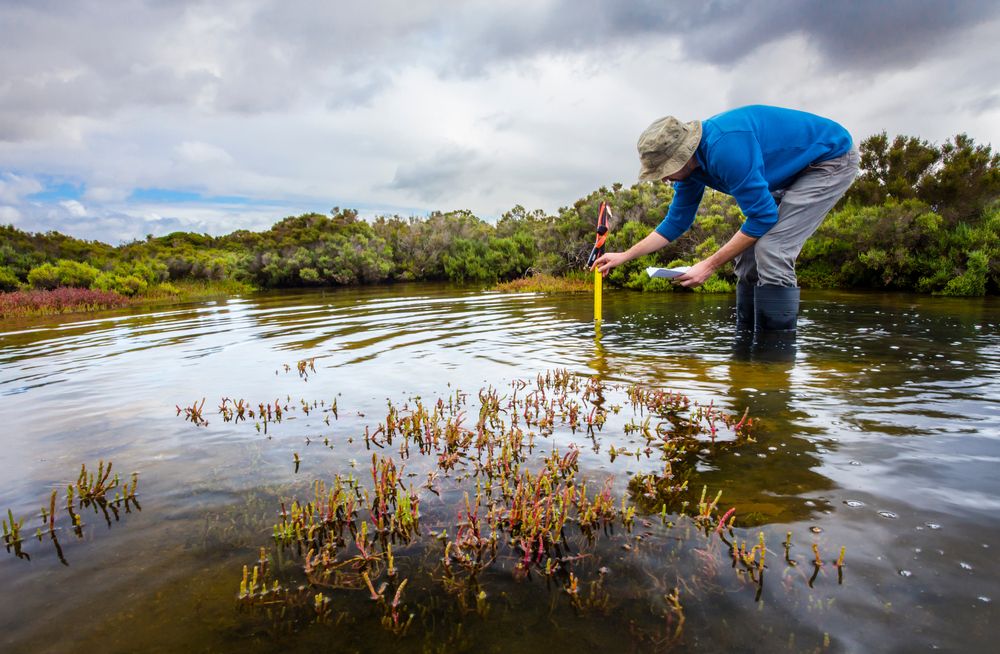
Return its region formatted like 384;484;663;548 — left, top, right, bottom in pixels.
739;222;771;238
655;221;683;242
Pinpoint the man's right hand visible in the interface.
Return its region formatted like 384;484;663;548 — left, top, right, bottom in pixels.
592;252;630;276
591;230;670;276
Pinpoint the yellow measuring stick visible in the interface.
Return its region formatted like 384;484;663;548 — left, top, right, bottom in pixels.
594;269;602;321
587;201;611;323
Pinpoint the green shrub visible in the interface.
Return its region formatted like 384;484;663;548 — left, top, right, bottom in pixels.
93;271;148;296
693;275;735;293
28;260;100;290
800;200;946;289
299;267;321;284
443;239;492;283
939;250;988;296
0;266;21;292
26;263;60;290
117;275;148;296
486;233;536;281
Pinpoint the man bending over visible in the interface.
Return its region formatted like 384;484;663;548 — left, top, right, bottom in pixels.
593;105;859;337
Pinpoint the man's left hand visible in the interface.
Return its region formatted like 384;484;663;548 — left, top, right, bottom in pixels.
674;260;717;288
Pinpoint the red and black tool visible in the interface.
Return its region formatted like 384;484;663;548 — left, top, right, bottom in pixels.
586;201;611;269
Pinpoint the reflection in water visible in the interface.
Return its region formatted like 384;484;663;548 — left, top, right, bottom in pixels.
588;322;608;379
0;285;997;651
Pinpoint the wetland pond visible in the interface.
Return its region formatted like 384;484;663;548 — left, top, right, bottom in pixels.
1;284;998;653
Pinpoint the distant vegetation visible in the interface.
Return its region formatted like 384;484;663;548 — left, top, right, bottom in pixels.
0;287;130;318
495;273;592;294
0;131;997;316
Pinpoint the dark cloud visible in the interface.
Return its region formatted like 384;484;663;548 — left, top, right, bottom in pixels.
964;92;1000;114
678;0;1000;70
398;0;1000;75
387;147;492;202
2;0;995;129
0;113;50;143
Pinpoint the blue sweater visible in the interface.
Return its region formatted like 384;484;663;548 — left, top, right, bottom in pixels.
654;105;853;240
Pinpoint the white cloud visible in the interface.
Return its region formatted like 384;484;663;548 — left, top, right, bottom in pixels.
0;172;43;204
174;141;234;165
83;186;129;203
7;198;311;244
0;205;22;224
59;199;87;217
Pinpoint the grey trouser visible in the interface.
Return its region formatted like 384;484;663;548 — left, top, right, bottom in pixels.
734;148;860;287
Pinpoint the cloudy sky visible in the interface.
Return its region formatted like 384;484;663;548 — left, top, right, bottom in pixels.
1;0;999;243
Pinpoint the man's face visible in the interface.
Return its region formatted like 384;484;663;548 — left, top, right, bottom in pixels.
661;156;697;182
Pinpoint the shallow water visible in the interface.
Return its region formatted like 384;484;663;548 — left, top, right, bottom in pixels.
1;284;998;652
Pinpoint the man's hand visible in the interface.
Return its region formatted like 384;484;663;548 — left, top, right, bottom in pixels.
592;251;630;276
590;231;671;277
674;259;718;288
675;230;758;287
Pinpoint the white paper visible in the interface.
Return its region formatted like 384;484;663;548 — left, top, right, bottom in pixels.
645;266;690;279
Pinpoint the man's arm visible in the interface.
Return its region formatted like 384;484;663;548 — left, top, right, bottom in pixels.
674;230;757;287
654;179;705;241
676;132;772;287
594;175;705;276
592;230;670;276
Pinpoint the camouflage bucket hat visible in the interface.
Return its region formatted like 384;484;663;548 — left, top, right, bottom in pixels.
637;116;702;181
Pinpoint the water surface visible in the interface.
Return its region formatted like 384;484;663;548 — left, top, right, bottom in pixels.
1;284;998;652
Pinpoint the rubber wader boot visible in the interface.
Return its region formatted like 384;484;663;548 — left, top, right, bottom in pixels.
753;284;799;362
730;281;756;357
736;282;755;332
754;284;799;333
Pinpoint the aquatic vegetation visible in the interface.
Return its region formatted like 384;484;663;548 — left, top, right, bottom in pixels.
174;369;850;646
177;398;208;427
214;397;297;433
3;460;140;563
217;397;249;423
278;358;316;380
297;358;315;379
2;509;27;559
75;460;122;502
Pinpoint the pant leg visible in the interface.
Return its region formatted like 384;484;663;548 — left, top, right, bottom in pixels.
733;244;759;285
734;189;787;285
754;149;860;287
